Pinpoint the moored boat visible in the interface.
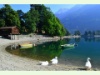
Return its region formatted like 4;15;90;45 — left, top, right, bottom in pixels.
61;43;76;48
19;43;33;49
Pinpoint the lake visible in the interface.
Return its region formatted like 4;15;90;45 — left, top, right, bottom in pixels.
6;37;100;69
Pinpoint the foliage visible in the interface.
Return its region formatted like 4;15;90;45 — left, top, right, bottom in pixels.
7;39;69;61
24;9;39;33
0;4;69;36
0;19;5;27
84;30;100;37
36;5;67;36
74;30;81;35
17;10;26;33
0;4;20;28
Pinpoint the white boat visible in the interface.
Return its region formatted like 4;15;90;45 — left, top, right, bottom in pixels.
61;43;76;47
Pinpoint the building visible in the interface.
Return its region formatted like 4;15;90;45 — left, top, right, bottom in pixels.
0;26;20;40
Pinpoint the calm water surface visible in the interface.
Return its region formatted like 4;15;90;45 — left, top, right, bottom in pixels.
6;37;100;69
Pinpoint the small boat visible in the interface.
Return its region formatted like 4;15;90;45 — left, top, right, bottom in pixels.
19;43;33;49
61;43;76;48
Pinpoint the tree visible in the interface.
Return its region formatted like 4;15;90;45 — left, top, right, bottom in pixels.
24;8;39;33
84;31;88;36
0;19;5;27
34;5;67;36
17;10;26;33
30;4;49;33
30;4;67;36
88;31;92;36
92;31;95;36
74;30;81;35
95;30;100;35
0;4;69;36
0;4;20;28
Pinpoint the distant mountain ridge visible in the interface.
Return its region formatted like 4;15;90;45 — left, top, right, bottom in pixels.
55;8;70;19
55;4;100;34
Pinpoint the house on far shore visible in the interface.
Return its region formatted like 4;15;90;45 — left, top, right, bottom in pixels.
0;26;20;40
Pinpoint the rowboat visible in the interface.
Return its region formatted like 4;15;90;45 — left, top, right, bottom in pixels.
19;43;33;49
61;43;76;48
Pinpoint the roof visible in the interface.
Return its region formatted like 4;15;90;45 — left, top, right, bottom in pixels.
0;26;20;35
0;26;18;29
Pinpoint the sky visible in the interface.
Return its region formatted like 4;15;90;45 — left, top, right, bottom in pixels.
0;4;75;13
45;4;75;13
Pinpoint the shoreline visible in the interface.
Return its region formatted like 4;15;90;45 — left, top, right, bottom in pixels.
0;35;98;71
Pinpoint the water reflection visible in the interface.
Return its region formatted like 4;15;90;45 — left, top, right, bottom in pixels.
10;43;19;50
6;38;100;69
74;38;81;42
62;47;75;50
6;39;70;61
83;37;100;42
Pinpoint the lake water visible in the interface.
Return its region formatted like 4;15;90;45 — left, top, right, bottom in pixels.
6;37;100;69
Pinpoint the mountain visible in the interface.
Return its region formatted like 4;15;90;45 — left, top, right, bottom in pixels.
55;4;100;34
55;8;70;20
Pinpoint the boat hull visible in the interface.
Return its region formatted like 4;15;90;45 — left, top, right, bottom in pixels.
61;44;75;48
20;43;33;49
